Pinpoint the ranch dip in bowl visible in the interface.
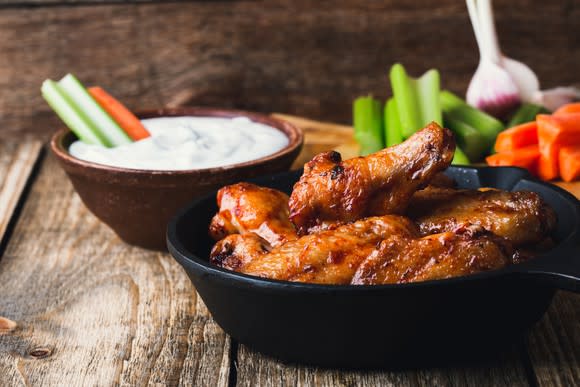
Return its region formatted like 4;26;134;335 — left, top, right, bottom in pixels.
51;107;303;250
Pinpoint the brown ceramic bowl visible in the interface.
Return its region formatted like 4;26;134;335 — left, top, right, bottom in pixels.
50;107;303;250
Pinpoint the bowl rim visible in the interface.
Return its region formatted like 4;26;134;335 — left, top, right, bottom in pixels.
166;166;580;292
50;107;304;176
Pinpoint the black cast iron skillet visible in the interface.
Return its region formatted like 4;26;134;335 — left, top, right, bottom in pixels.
167;166;580;368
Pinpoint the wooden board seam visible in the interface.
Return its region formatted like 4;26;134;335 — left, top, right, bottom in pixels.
0;143;44;260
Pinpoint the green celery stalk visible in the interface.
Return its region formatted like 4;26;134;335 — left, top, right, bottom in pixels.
415;69;442;127
452;146;470;165
389;63;442;138
59;74;132;147
390;64;420;138
384;97;403;147
353;96;384;156
443;113;488;162
507;103;549;127
440;90;504;149
41;80;107;146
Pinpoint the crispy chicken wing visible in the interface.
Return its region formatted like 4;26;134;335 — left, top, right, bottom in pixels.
288;123;455;235
210;215;419;284
408;187;556;247
209;182;297;247
351;225;513;285
210;233;271;271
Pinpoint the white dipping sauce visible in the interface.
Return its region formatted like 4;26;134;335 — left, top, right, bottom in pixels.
69;116;289;171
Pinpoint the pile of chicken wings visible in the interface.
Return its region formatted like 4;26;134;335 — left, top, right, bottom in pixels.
208;123;556;285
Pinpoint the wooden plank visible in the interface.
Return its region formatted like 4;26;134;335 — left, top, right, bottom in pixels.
0;139;42;243
235;344;531;387
0;0;577;138
527;291;580;387
0;155;230;386
554;182;580;200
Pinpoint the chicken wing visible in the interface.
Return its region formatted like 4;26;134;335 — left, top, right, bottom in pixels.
209;182;297;247
351;224;512;285
288;123;455;235
210;233;271;271
210;215;419;284
407;187;556;247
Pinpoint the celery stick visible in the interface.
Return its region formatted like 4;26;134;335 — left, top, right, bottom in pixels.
353;96;384;156
415;69;443;127
41;80;107;146
507;103;548;127
390;64;443;138
440;90;504;147
443;113;487;162
59;74;131;147
384;98;403;147
390;64;420;138
452;146;470;165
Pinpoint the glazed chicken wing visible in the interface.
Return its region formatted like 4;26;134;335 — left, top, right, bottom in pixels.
351;225;513;285
210;215;419;284
407;187;556;247
209;182;297;247
288;123;455;235
210;233;271;271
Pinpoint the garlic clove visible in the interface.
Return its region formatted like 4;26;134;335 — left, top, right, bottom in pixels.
530;87;580;112
502;56;540;103
467;59;521;117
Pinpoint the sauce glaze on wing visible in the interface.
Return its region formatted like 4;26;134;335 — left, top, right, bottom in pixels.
209;182;297;247
288;123;455;235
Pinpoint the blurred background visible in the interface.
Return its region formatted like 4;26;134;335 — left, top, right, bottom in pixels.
0;0;578;138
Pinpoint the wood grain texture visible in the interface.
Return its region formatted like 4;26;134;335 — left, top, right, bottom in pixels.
527;291;580;387
0;0;578;138
0;139;42;243
0;155;230;386
235;344;530;387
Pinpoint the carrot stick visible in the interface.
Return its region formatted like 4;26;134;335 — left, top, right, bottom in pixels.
559;145;580;182
494;122;538;152
537;113;580;180
538;149;560;181
486;145;540;176
554;102;580;116
88;87;150;141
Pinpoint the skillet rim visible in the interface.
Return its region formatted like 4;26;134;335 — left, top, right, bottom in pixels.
167;165;580;292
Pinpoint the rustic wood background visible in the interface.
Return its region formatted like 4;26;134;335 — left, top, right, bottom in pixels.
0;0;578;138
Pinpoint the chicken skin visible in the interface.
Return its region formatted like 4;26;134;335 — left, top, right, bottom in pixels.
210;215;419;284
351;225;513;285
209;183;297;247
289;123;455;235
210;233;271;271
408;187;557;247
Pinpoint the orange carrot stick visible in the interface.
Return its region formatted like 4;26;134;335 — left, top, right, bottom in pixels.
554;102;580;116
494;122;538;152
486;145;540;176
88;87;150;141
559;145;580;182
537;113;580;180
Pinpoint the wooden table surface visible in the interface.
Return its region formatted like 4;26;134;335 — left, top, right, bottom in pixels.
0;116;579;386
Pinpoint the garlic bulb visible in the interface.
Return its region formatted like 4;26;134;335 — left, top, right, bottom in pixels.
466;0;528;117
466;0;578;114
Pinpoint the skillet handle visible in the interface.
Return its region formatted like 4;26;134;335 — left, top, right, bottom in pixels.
512;244;580;293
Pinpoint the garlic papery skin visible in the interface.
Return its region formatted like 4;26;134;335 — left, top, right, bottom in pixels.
531;87;580;112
